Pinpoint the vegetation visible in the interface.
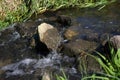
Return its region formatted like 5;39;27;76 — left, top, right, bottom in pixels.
56;69;68;80
56;44;120;80
0;0;28;30
0;0;116;30
82;46;120;80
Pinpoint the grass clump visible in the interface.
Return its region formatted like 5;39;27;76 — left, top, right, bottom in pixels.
56;69;68;80
56;42;120;80
82;46;120;80
29;0;116;13
0;0;29;30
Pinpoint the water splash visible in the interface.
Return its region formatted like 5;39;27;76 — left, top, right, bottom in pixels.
1;52;76;78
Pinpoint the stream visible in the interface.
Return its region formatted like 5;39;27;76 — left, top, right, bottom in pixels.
0;2;120;80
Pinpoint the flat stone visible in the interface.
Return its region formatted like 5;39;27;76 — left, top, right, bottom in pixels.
64;25;99;42
61;39;98;56
64;26;79;40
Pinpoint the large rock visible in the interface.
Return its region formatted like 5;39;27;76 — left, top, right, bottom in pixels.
77;54;103;73
61;39;98;56
103;35;120;54
64;25;99;42
0;23;42;62
38;23;61;51
38;23;54;41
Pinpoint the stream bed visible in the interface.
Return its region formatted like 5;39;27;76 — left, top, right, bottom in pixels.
0;2;120;80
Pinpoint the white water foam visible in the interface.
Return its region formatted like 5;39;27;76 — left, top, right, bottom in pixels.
1;53;76;77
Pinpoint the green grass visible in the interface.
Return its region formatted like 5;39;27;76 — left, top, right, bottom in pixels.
0;1;29;30
0;0;116;30
56;69;68;80
56;47;120;80
82;46;120;80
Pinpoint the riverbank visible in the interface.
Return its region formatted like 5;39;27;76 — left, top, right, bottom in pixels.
0;0;116;30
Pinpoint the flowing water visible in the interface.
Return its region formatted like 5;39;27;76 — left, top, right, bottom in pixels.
0;2;120;80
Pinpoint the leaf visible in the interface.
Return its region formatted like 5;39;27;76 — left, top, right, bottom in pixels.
114;49;120;67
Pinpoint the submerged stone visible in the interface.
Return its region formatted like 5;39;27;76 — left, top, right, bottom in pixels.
61;39;98;56
57;15;71;26
64;26;79;40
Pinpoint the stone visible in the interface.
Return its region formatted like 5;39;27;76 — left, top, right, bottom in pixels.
61;39;98;56
0;23;41;65
57;15;71;26
14;21;39;38
77;54;102;73
64;25;99;42
38;23;54;41
42;72;51;80
103;35;120;54
14;22;50;55
38;23;61;51
110;35;120;49
64;26;79;40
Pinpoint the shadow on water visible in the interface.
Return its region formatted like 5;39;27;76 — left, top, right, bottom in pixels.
0;2;120;80
58;2;120;35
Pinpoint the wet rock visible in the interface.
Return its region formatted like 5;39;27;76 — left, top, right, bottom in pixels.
29;33;50;56
0;24;20;44
57;15;71;26
42;71;51;80
38;23;61;51
64;25;100;42
110;35;120;49
15;21;49;56
61;39;98;56
0;23;40;65
38;23;54;40
83;32;99;42
77;54;102;73
0;59;12;67
64;26;79;40
1;74;41;80
86;56;102;72
0;59;12;76
14;22;51;55
14;21;39;38
103;35;120;54
100;33;110;44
